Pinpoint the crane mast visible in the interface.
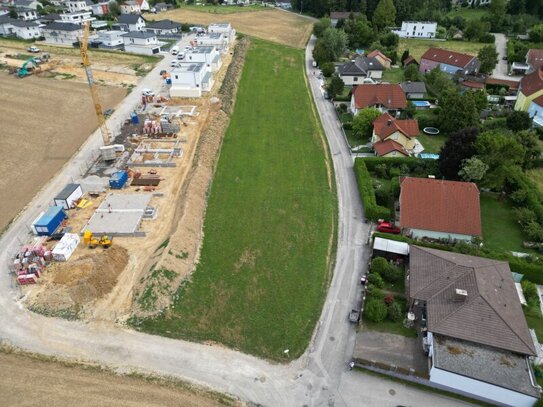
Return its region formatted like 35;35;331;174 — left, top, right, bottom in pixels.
79;21;112;146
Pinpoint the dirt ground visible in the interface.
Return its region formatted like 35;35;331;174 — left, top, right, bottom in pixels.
0;72;126;232
0;350;240;406
152;9;313;48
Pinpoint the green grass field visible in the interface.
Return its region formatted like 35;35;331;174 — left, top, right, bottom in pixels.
417;133;446;154
382;67;404;83
480;192;527;253
136;39;336;361
399;38;487;61
446;7;489;21
174;3;265;13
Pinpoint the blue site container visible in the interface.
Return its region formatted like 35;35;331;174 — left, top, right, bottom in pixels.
34;205;66;236
109;170;128;189
130;112;139;124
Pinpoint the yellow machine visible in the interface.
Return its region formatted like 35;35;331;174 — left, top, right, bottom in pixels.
83;230;113;249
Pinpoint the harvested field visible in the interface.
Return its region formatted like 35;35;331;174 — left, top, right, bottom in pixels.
0;72;126;232
0;350;239;407
150;9;314;48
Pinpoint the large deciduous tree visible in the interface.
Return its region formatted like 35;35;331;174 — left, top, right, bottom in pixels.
372;0;396;32
477;45;498;74
438;127;479;180
321;27;347;61
458;157;488;182
437;89;479;134
353;107;381;141
506;111;532;132
326;74;345;99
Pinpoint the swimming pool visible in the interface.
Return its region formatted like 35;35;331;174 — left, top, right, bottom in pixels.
412;101;431;108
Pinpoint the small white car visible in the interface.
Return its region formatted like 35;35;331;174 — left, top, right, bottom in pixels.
142;88;155;96
177;52;185;60
27;46;40;53
170;60;180;68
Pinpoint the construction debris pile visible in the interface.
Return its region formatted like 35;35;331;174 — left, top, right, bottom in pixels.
11;239;48;285
142;118;181;136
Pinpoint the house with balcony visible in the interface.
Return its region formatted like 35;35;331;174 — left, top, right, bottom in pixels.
207;22;235;42
42;21;83;45
90;1;109;16
115;13;145;32
95;29;124;48
371;113;420;157
56;11;94;25
392;21;437;38
66;0;91;13
15;7;37;20
337;55;385;85
196;32;228;52
185;46;221;72
408;246;540;407
0;16;41;38
122;30;163;54
419;47;480;75
170;62;213;98
350;83;407;115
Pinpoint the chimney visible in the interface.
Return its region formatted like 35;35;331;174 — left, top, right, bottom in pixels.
428;175;435;179
454;288;468;302
387;119;392;126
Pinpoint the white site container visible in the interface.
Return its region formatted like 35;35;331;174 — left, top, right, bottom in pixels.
52;233;80;262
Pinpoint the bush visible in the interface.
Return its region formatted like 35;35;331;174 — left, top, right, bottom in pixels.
321;62;335;77
367;286;384;300
364;298;387;323
368;273;384;288
380;263;404;283
370;257;389;275
479;33;495;43
384;293;395;305
343;122;352;131
387;301;403;322
522;280;540;307
354;159;392;221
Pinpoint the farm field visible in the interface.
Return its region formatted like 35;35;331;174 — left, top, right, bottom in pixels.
153;8;313;48
136;39;336;361
399;38;486;61
174;3;266;13
0;72;126;232
0;350;238;406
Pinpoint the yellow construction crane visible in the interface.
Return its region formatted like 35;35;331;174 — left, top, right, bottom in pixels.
79;21;112;146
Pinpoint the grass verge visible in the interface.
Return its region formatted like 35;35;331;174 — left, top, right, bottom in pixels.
133;38;336;361
524;305;543;343
417;133;446;154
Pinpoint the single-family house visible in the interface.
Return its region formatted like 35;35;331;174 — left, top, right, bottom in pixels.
366;49;391;69
514;67;543;112
526;49;543;74
400;81;426;99
337;55;385;85
120;0;140;14
145;19;181;36
56;11;94;25
196;32;227;52
419;47;480;75
207;22;235;42
0;15;12;35
122;30;163;54
399;177;481;242
408;246;540;407
42;21;83;45
350;83;407;115
90;1;109;15
527;95;543;128
115;13;145;32
14;0;41;9
0;7;8;17
170;62;214;98
39;13;60;24
185;46;221;72
135;0;149;11
0;17;41;38
372;113;420;157
66;0;91;13
154;2;168;12
391;21;437;38
16;7;37;20
329;11;359;27
95;29;124;48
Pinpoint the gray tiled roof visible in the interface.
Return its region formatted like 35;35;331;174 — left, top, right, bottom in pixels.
338;55;384;76
43;22;82;31
122;30;155;38
146;19;181;29
409;246;536;356
400;81;426;94
117;13;144;24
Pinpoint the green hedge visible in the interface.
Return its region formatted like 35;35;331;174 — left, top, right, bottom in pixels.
354;160;392;221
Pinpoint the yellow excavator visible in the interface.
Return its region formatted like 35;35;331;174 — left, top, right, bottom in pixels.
83;230;113;249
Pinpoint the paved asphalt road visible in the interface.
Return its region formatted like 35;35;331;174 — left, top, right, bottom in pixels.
491;32;521;82
0;33;471;407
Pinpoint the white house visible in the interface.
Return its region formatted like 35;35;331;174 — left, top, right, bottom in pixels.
0;17;41;38
116;13;145;32
135;0;149;12
16;7;37;20
66;0;91;13
96;29;125;48
90;1;109;16
120;0;140;14
42;22;83;45
145;19;181;36
196;32;227;52
185;46;221;72
122;30;163;54
207;22;235;42
392;21;437;39
56;11;94;25
170;62;214;98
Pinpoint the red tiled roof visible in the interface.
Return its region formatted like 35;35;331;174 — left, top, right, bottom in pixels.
373;139;408;157
485;77;519;90
421;47;476;69
461;80;484;89
367;49;391;62
352;84;407;110
373;113;419;140
527;49;543;72
400;177;481;236
519;67;543;97
532;94;543;108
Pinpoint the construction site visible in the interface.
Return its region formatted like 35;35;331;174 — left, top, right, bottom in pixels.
9;23;244;322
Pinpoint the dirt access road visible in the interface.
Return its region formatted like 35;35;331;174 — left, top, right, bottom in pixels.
0;72;125;232
153;8;313;48
0;350;239;406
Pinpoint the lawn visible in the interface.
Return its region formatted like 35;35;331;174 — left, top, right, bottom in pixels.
446;7;489;21
363;298;416;338
136;39;336;361
524;305;543;343
399;38;487;61
480;192;528;253
417;133;446;154
382;67;404;83
174;3;265;13
527;168;543;195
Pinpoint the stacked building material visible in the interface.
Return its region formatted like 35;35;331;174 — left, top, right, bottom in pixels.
160;119;180;134
143;119;161;134
142;118;180;135
13;238;48;285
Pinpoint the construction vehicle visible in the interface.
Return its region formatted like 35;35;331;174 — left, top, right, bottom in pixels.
83;230;113;249
79;20;112;146
17;58;39;78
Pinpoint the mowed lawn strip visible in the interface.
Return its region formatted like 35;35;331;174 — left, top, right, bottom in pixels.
399;38;487;61
138;39;336;361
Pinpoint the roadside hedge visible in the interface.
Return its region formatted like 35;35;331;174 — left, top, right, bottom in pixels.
354;159;392;221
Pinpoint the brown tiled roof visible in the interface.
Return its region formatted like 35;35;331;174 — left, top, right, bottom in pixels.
399;177;481;236
367;49;391;62
330;11;359;19
421;47;476;69
527;49;543;72
532;94;543;107
519;67;543;97
485;77;519;90
403;55;418;66
373;113;419;140
461;80;484;89
409;246;537;356
352;84;407;110
373;139;408;157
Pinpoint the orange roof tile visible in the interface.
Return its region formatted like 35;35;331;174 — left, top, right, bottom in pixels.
373;139;409;157
519;67;543;97
352;84;407;110
373;113;419;140
421;47;476;68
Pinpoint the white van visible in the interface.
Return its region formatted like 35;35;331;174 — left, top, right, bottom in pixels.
170;46;179;55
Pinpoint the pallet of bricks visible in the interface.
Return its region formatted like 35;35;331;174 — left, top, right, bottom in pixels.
11;237;50;285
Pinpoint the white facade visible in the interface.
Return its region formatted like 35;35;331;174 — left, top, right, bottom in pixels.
407;228;473;242
207;22;235;42
66;0;90;12
170;62;214;98
392;21;437;39
185;46;221;72
90;2;109;16
42;24;83;45
122;31;163;55
57;11;94;24
120;1;140;14
97;30;124;46
430;366;538;407
16;8;37;20
137;0;149;11
196;32;227;52
11;22;41;38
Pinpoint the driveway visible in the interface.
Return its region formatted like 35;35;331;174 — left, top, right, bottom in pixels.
491;33;521;82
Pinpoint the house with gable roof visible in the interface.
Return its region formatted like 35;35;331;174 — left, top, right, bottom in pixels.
371;113;420;157
419;47;480;75
350;83;407;115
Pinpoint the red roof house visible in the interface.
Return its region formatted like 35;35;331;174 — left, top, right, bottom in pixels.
371;113;419;157
350;84;407;114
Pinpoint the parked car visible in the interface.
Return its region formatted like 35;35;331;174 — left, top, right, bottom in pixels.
142;88;155;96
177;52;185;60
170;60;180;68
170;46;179;55
27;46;40;53
348;309;360;323
376;221;401;234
